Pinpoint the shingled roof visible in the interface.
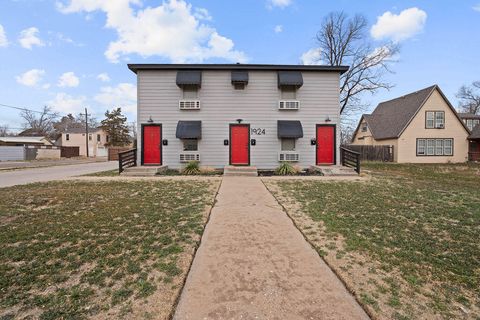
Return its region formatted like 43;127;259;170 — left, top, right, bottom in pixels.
355;85;469;141
470;124;480;139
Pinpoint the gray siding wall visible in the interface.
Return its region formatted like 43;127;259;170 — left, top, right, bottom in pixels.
0;146;25;161
136;70;341;169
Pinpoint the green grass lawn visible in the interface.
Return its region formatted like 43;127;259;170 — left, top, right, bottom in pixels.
268;163;480;320
0;179;218;319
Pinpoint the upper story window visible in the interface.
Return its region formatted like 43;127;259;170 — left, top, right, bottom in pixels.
466;119;480;131
88;134;92;141
231;70;248;90
97;134;101;142
426;111;445;129
281;87;297;100
66;133;70;141
361;123;368;132
182;85;198;99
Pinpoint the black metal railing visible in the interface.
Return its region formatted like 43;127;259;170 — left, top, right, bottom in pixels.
118;148;137;173
340;147;361;174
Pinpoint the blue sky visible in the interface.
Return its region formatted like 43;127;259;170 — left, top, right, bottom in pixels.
1;0;479;131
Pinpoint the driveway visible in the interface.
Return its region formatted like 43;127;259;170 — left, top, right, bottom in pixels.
0;161;117;188
174;177;369;319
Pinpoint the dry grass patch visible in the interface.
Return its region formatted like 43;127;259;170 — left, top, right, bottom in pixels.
265;163;480;320
0;179;219;319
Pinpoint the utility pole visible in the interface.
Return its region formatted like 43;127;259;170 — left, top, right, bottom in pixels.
80;108;90;157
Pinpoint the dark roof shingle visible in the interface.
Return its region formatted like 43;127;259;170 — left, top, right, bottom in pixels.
365;85;437;140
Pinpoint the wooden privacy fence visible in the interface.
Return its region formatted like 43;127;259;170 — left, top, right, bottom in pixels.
108;147;131;161
60;146;79;158
344;145;394;162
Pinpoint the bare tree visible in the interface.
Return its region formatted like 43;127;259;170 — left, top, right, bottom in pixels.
0;125;10;136
313;12;399;116
456;81;480;114
20;106;59;138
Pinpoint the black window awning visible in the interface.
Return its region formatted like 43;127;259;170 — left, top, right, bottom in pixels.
176;121;202;139
231;70;248;84
176;71;202;87
278;71;303;88
277;120;303;138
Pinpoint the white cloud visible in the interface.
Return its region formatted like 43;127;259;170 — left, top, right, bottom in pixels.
47;93;87;113
57;72;80;87
97;73;110;82
301;48;322;65
371;7;427;42
94;83;137;113
474;4;480;12
274;25;283;33
16;69;46;87
57;0;247;63
0;24;8;47
267;0;292;9
194;7;212;21
18;27;45;49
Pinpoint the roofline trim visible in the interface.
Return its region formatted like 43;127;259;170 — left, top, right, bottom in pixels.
127;63;349;74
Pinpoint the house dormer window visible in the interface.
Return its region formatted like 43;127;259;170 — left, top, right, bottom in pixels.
426;111;445;129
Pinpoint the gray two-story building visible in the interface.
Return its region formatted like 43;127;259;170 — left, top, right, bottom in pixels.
128;64;348;170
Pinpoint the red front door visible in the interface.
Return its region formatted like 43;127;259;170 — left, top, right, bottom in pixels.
143;125;161;165
316;125;335;165
230;124;249;165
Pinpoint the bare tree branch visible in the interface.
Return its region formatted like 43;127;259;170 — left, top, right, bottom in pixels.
20;106;59;139
313;11;399;116
456;81;480;114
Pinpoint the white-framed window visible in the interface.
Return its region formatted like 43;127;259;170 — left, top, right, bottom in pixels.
435;139;444;155
417;138;453;156
444;139;453;155
426;111;445;128
97;134;101;142
281;138;296;151
466;119;480;131
183;139;198;151
426;139;435;155
183;85;198;99
281;87;296;99
88;134;92;141
66;133;70;141
435;112;445;128
417;139;426;155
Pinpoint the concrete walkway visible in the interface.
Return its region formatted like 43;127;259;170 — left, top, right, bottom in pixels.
174;177;369;320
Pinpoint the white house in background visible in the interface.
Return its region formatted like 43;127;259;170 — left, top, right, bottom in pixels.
128;63;348;169
56;127;109;157
0;136;52;146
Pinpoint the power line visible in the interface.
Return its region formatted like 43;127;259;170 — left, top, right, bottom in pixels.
0;103;62;117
